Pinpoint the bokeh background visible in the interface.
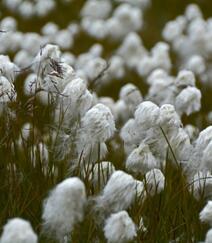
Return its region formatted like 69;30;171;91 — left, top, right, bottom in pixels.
0;0;210;124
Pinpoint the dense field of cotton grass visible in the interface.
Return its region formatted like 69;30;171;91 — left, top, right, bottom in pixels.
0;0;212;242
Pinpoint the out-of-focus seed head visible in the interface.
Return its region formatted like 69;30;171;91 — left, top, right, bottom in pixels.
0;218;38;243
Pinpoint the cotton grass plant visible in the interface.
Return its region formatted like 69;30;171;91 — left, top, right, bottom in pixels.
0;0;212;243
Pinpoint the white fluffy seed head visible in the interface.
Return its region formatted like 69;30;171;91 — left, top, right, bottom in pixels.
98;97;116;118
117;32;147;69
77;89;94;117
185;4;202;21
0;76;16;103
142;127;167;166
114;99;130;122
105;4;142;41
60;78;92;122
23;73;38;96
145;169;165;195
83;57;107;81
126;142;158;174
0;218;38;243
201;141;212;171
186;55;206;75
120;118;142;154
59;63;75;86
175;70;195;88
32;44;61;74
105;55;125;80
205;229;212;243
173;128;193;165
188;18;206;40
78;103;116;146
41;22;59;36
159;104;182;130
96;170;136;214
0;16;17;31
184;124;199;142
89;43;103;57
147;68;169;85
62;77;87;102
81;0;112;19
14;49;33;68
135;101;160;129
18;2;34;18
175;86;201;116
104;211;137;243
195;126;212;151
147;77;176;106
35;0;56;17
119;83;143;113
169;128;192;163
54;30;73;50
42;177;86;241
81;18;107;40
0;55;19;81
120;118;139;144
41;63;75;93
61;52;76;66
151;41;170;56
190;171;212;200
193;126;212;169
200;201;212;226
162;18;185;42
3;0;21;11
136;56;154;77
150;42;171;73
21;33;43;55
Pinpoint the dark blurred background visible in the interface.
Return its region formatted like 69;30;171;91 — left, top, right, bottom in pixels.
0;0;211;128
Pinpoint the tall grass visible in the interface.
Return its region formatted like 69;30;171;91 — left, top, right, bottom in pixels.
0;87;209;242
